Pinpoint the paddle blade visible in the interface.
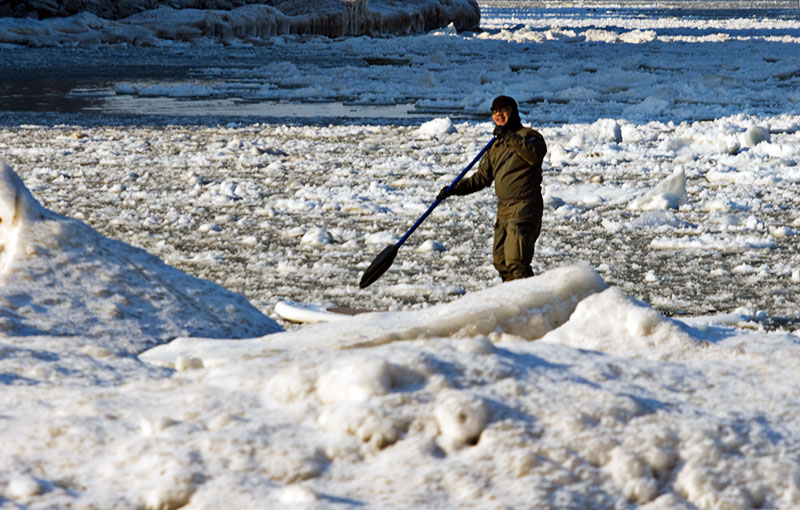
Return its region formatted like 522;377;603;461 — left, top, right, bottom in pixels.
359;244;398;288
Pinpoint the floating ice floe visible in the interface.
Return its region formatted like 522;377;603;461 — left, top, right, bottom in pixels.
416;117;458;139
416;239;446;252
301;226;333;246
628;167;688;211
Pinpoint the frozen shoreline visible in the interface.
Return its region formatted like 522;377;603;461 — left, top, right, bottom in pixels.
0;0;481;45
2;4;799;124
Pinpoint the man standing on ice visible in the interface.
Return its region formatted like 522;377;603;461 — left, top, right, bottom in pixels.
438;96;547;281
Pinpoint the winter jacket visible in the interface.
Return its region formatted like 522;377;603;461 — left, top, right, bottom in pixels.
449;127;547;222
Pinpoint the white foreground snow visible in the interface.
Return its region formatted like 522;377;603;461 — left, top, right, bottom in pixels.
1;4;799;510
0;158;798;509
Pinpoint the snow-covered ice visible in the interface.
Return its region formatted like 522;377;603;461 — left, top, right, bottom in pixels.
3;115;795;320
0;3;799;510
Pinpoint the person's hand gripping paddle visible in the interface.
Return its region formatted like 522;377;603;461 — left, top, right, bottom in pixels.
358;138;495;288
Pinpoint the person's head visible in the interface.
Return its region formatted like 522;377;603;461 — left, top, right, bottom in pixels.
490;95;522;130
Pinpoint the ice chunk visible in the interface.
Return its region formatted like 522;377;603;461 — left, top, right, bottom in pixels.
620;29;657;44
416;239;446;252
300;226;333;246
137;453;197;510
276;485;319;504
739;125;770;148
592;118;623;143
6;474;46;500
142;265;609;366
628;167;687;211
365;231;400;245
417;117;457;139
546;143;572;167
606;447;658;503
317;357;394;404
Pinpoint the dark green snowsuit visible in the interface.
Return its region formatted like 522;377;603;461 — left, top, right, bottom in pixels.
448;126;547;281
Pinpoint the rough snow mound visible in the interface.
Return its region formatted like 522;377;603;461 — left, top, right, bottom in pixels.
541;286;700;359
0;0;480;45
133;266;800;510
140;264;609;368
0;160;281;353
0;160;48;276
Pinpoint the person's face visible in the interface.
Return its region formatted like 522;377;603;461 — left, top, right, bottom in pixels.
492;107;511;127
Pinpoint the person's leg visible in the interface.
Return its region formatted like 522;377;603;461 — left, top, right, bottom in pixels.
492;220;512;281
503;221;541;280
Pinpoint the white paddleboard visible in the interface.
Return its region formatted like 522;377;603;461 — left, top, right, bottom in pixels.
274;300;372;324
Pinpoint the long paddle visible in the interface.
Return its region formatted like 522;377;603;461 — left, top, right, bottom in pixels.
359;137;495;289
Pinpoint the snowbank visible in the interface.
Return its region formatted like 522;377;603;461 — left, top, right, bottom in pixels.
5;260;798;509
0;159;280;356
0;0;480;46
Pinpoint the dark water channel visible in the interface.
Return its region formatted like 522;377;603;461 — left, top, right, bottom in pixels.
0;46;450;124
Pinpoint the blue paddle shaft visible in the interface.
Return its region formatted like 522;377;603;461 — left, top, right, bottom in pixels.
396;137;495;247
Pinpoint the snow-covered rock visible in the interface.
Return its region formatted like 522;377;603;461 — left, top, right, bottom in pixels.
0;0;480;44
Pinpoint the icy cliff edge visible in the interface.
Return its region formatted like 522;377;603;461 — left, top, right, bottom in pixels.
0;0;481;45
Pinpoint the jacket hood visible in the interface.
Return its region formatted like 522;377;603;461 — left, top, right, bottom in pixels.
491;95;523;131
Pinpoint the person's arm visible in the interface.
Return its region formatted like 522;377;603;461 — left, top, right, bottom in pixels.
500;129;547;166
447;154;494;196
